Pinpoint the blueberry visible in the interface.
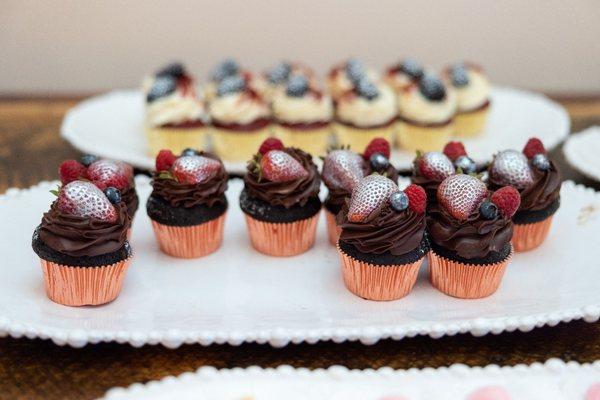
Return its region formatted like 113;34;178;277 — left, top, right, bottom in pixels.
479;200;498;220
211;58;239;82
399;58;423;80
356;78;379;100
370;153;390;170
419;74;446;102
156;62;185;78
346;58;364;84
181;148;197;156
390;191;409;212
454;155;477;174
146;76;177;102
286;75;309;97
104;187;122;204
80;154;98;167
217;75;246;96
267;62;292;84
532;153;550;171
450;64;469;87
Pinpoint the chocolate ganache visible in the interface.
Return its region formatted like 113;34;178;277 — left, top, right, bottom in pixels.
121;185;139;216
516;160;561;212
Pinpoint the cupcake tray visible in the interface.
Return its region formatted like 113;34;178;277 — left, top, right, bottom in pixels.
564;126;600;182
0;177;599;348
60;86;569;173
102;359;600;400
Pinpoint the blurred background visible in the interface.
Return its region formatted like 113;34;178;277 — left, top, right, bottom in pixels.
1;0;599;95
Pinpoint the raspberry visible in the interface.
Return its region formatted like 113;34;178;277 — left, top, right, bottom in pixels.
363;138;391;160
58;160;87;185
404;184;427;214
258;138;284;155
522;137;546;159
490;186;521;218
155;149;177;172
443;141;467;161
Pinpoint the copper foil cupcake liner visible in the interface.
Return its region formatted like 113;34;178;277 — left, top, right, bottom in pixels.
337;245;424;301
244;214;319;257
40;257;132;307
151;214;226;259
512;216;554;252
428;248;512;299
324;209;342;246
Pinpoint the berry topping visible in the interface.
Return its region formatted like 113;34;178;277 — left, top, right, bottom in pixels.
58;160;87;185
437;174;488;221
103;187;122;204
489;150;534;189
322;149;365;192
211;58;239;82
370;153;390;171
454;155;477;174
532;153;550;171
404;184;427;214
57;181;117;222
443;141;467;161
399;58;424;80
260;150;308;183
181;148;198;157
80;154;99;167
156;62;185;78
171;155;221;184
147;76;177;102
155;149;177;172
390;191;409;212
415;152;455;181
217;75;246;97
419;74;446;102
479;200;498;220
286;75;309;97
88;160;133;191
347;174;398;222
522;137;547;159
356;78;379;100
363;137;391;160
258;137;284;155
345;58;364;84
490;186;521;218
449;64;469;87
267;62;292;84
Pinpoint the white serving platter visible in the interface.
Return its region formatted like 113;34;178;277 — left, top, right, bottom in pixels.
0;177;599;348
102;359;600;400
61;87;569;173
564;126;600;182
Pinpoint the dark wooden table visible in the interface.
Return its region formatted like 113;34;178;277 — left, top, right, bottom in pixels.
1;97;599;400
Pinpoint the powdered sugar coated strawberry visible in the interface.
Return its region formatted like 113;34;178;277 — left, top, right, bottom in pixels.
260;150;308;182
322;149;365;192
489;150;534;189
57;181;117;222
172;155;221;184
348;174;398;222
437;174;488;221
416;152;455;181
490;186;521;218
88;159;133;190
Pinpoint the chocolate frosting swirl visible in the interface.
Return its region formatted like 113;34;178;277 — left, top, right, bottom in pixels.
121;184;139;216
244;148;320;208
39;202;130;257
337;203;426;256
428;204;513;260
151;152;228;208
517;161;561;211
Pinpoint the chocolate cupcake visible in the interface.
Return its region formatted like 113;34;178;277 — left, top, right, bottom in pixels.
240;138;321;256
336;175;429;301
147;149;228;258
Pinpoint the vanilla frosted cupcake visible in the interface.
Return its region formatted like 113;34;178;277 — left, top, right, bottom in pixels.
384;58;424;93
334;78;397;150
254;61;316;102
443;63;491;137
327;59;379;101
272;75;333;157
397;73;456;152
209;75;271;162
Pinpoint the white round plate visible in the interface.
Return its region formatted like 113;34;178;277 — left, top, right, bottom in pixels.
103;360;600;400
61;87;569;172
0;178;599;349
564;126;600;182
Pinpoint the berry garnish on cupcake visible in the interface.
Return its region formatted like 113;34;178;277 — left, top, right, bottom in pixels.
240;138;321;256
410;147;455;207
327;58;380;100
362;137;398;181
336;174;429;300
384;58;424;93
146;149;228;258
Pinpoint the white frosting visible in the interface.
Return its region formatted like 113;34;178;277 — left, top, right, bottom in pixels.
336;83;397;127
145;92;206;127
398;84;456;124
209;92;270;125
272;90;333;123
451;69;491;112
327;67;379;99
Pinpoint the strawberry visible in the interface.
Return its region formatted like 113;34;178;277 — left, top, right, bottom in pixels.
322;149;365;192
363;137;391;160
489;150;533;189
57;181;117;222
443;141;467;161
171;155;221;184
88;160;133;191
404;184;427;214
415;152;455;181
259;150;308;182
58;160;87;185
347;174;398;222
491;186;521;218
258;138;284;155
155;149;177;172
522;137;546;159
437;174;488;221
